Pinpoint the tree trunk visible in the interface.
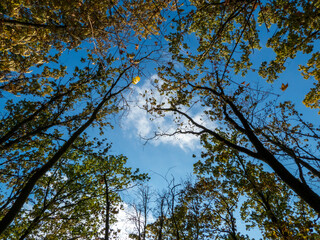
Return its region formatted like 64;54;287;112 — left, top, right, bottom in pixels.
104;174;110;240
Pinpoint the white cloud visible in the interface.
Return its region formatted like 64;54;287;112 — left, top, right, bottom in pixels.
122;75;216;151
112;203;136;239
113;202;155;239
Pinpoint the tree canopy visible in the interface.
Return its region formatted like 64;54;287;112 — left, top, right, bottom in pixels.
1;0;320;239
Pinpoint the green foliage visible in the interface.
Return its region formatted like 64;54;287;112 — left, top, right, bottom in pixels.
2;140;148;239
195;147;320;239
2;0;320;238
148;150;319;239
0;0;169;82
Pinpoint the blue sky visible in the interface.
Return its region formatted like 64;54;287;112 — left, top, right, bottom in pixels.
45;11;317;237
86;75;202;190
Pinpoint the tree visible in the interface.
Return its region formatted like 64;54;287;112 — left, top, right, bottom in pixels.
144;0;320;215
164;0;320;109
146;177;189;240
149;191;168;240
150;180;246;240
128;185;152;240
2;141;148;239
0;60;135;234
0;0;171;235
148;151;319;239
254;0;320;109
195;149;320;239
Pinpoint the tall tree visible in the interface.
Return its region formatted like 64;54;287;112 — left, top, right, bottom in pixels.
2;141;148;239
195;149;320;239
144;0;320;214
128;185;152;240
0;0;172;235
0;60;135;234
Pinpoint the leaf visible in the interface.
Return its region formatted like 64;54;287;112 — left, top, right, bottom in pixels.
132;76;140;84
281;83;289;91
127;53;135;59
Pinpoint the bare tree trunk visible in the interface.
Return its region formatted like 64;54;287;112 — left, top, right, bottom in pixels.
104;174;110;240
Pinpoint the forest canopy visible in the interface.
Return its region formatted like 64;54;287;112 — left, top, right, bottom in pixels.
1;0;320;239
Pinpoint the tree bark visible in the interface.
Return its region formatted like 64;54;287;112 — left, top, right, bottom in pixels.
1;18;66;30
104;175;110;240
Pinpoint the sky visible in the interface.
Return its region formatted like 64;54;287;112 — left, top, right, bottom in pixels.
33;28;320;240
87;74;202;190
83;64;317;239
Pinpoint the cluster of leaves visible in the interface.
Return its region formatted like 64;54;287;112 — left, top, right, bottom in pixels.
257;0;320;109
163;0;320;109
0;0;171;81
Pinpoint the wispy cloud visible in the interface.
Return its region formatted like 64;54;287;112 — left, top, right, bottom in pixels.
122;75;216;151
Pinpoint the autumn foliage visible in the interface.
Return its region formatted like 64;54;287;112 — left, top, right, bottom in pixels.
1;0;320;239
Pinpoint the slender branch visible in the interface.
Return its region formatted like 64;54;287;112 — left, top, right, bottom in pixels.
1;18;67;30
154;106;261;159
153;86;320;214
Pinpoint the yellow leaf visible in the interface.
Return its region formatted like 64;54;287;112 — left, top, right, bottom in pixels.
132;76;140;84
